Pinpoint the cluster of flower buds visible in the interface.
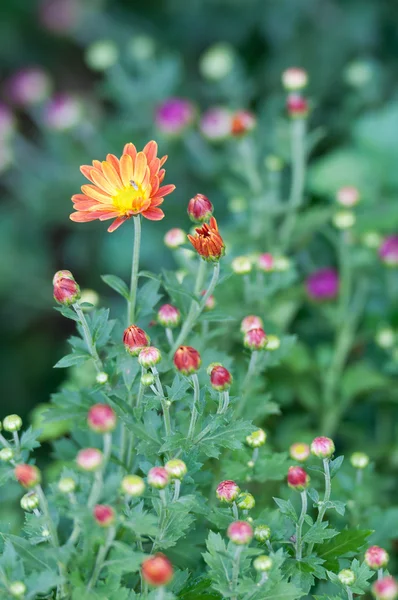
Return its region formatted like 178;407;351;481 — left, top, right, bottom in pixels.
372;576;398;600
174;346;201;375
164;228;186;249
93;504;115;527
282;68;309;118
87;404;116;434
76;448;103;471
141;553;174;586
138;346;162;369
188;217;225;262
15;464;41;489
157;304;181;328
246;429;267;448
209;364;232;391
365;546;389;570
290;442;310;462
311;436;335;459
147;466;169;489
123;325;150;356
53;270;81;306
287;466;310;491
227;520;253;545
121;475;146;497
187;193;213;223
216;480;240;503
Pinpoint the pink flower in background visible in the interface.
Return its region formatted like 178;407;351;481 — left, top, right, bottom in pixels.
39;0;80;33
155;98;195;135
5;68;51;106
43;94;83;130
200;107;232;141
306;268;339;301
379;235;398;266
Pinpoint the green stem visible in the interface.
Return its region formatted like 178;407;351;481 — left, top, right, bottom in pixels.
73;304;103;373
346;588;353;600
378;568;383;580
231;546;243;600
152;367;172;438
165;328;174;348
127;215;142;325
173;479;181;502
295;490;307;560
221;390;230;414
187;374;200;440
308;459;331;555
0;433;11;448
87;433;112;508
87;526;116;590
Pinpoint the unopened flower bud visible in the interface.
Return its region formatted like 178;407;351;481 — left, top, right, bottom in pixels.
372;576;398;600
15;464;41;489
306;268;339;301
375;328;395;349
232;256;252;274
287;466;310;491
244;328;268;351
290;443;310;462
338;569;356;586
201;290;216;310
282;68;308;91
379;236;398;267
53;270;81;306
254;525;271;542
216;480;240;503
253;554;273;572
148;467;169;489
336;186;360;207
200;107;232;141
138;346;162;369
0;447;14;462
6;67;51;106
247;460;255;468
141;373;155;387
157;304;181;328
173;346;201;375
273;256;291;271
311;436;335;459
58;477;76;494
142;553;174;586
265;155;284;171
231;110;256;136
165;459;187;480
246;429;266;448
258;253;274;272
188;217;225;262
85;40;119;71
206;362;223;375
227;520;253;545
365;546;389;570
9;581;26;597
333;210;356;229
20;492;39;511
286;94;309;118
266;335;281;351
236;492;255;510
362;231;382;249
76;448;103;471
3;414;22;432
187;193;214;223
41;528;50;538
121;475;145;497
164;228;186;249
241;315;264;333
155;98;194;136
96;371;108;385
350;452;369;469
87;404;116;434
210;365;232;391
123;325;150;356
93;504;115;527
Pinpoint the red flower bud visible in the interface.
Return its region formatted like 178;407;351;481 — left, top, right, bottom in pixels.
231;110;256;136
93;504;115;527
141;554;173;587
372;576;398;600
173;346;201;375
123;325;150;356
157;304;181;328
15;464;41;488
210;365;232;391
311;436;335;459
227;520;253;545
216;480;240;503
187;193;213;223
286;94;309;118
201;290;216;310
243;327;268;351
187;217;225;262
365;546;389;570
147;467;169;489
76;448;103;471
287;466;310;491
240;315;264;333
53;270;80;306
87;404;116;433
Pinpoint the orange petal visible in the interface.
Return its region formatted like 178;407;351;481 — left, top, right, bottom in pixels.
70;211;100;222
159;155;168;167
150;197;164;208
143;140;158;164
120;154;134;187
156;184;175;197
80;165;96;183
108;216;128;232
106;154;121;176
133;152;147;184
73;199;98;210
102;161;122;189
90;170;116;195
81;184;112;204
141;207;164;221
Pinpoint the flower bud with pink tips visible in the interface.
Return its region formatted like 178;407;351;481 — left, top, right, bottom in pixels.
173;346;201;375
87;404;116;434
365;546;389;570
138;346;162;369
76;448;103;471
311;436;335;459
227;520;253;545
164;228;186;249
121;475;145;497
165;459;187;480
187;193;213;223
216;480;240;503
241;315;263;333
336;186;360;207
157;304;181;328
290;443;310;462
244;328;268;351
53;270;81;306
15;464;41;489
93;504;115;527
287;466;310;491
282;68;308;91
372;576;398;600
147;467;169;489
286;94;309;118
210;365;232;391
257;253;274;272
123;325;150;356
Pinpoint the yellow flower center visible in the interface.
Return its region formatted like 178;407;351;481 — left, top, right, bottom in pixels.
112;181;150;215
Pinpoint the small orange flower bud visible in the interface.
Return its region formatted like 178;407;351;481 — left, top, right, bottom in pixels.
173;346;201;375
15;464;41;488
123;325;150;356
93;504;115;527
53;270;80;306
187;193;213;223
87;404;117;434
231;110;256;136
142;554;173;586
187;217;225;262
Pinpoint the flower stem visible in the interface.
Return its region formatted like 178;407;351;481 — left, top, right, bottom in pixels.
307;458;331;555
165;327;174;347
152;367;172;438
231;546;243;600
87;526;116;591
73;303;103;373
173;479;181;502
236;351;260;418
127;215;142;325
295;490;307;560
378;568;383;581
187;374;200;440
87;433;112;508
346;588;353;600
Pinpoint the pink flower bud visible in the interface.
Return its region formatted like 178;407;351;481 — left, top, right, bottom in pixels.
142;553;174;586
76;448;103;471
43;94;83;131
243;327;268;351
53;270;80;305
372;576;398;600
121;475;145;497
210;366;232;391
164;228;186;248
227;520;253;545
240;315;264;333
165;459;187;480
5;67;52;106
15;464;41;489
365;546;389;570
173;346;201;375
147;467;169;489
187;193;214;223
138;346;162;368
157;304;181;328
93;504;115;527
306;268;339;301
155;98;195;135
290;443;310;462
311;436;335;459
258;253;274;272
282;67;308;91
336;186;360;207
286;94;309;118
201;290;216;310
87;404;116;434
200;107;232;141
231;110;256;136
216;480;240;503
287;466;310;491
379;235;398;266
123;325;150;356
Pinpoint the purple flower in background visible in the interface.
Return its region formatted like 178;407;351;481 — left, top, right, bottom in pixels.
39;0;80;34
200;107;232;141
379;235;398;266
0;103;15;139
43;94;83;130
155;98;194;135
306;268;339;301
5;68;51;107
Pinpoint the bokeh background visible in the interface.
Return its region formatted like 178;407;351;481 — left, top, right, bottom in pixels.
1;0;398;429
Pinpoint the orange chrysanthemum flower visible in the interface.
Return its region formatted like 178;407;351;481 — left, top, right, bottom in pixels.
187;216;225;261
70;141;175;232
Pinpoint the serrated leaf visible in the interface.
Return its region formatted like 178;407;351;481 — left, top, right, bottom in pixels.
101;274;130;300
273;498;297;523
53;353;90;368
317;529;373;571
302;521;338;544
329;456;344;478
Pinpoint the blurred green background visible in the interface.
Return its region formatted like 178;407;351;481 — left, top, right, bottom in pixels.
1;0;398;422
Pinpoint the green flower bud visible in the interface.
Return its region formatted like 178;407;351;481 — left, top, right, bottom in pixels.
96;371;109;385
9;581;26;597
121;475;146;497
20;492;39;512
246;429;267;448
58;477;76;494
253;555;273;572
3;414;22;432
0;447;14;462
141;373;155;387
265;335;281;351
254;525;271;542
236;492;255;510
350;452;369;469
338;569;356;586
165;459;187;480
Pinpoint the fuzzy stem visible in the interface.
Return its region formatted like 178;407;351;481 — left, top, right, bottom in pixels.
221;390;230;414
231;546;243;600
73;303;103;373
307;459;331;555
217;392;224;414
173;479;181;502
346;588;353;600
87;526;116;590
87;433;112;509
127;215;142;325
165;327;174;347
295;490;307;560
152;367;172;438
378;568;383;580
0;433;11;448
155;587;166;600
187;374;200;440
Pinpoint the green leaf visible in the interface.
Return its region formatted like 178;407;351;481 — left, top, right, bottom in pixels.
254;453;290;482
317;529;373;571
329;456;344;478
20;427;41;452
105;542;144;576
101;274;130;300
273;498;297;523
302;522;338;544
53;352;90;368
179;577;222;599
